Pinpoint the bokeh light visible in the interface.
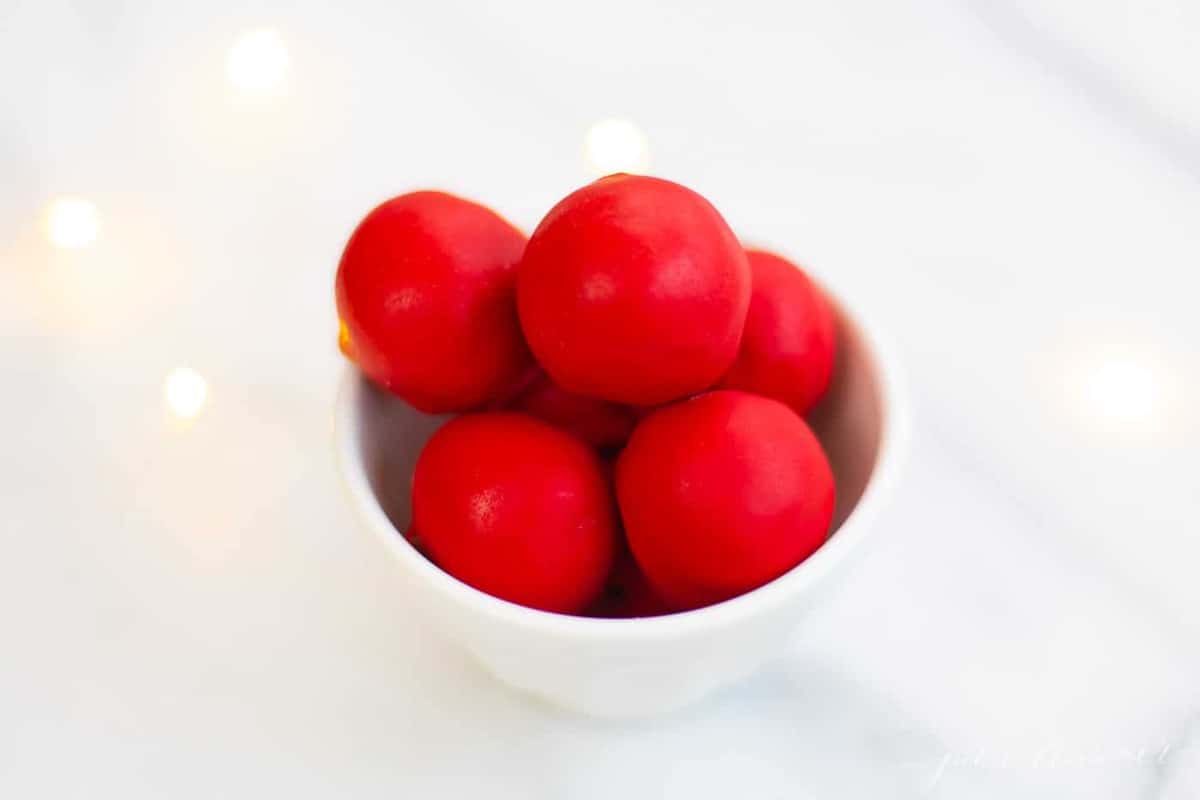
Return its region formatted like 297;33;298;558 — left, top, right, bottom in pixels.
226;29;289;93
584;118;650;176
165;368;209;420
1078;356;1162;431
1054;338;1183;439
45;197;100;249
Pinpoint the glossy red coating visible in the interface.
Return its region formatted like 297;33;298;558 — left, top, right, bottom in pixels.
336;191;531;413
518;175;751;405
616;390;835;611
719;249;836;415
510;371;636;449
412;413;618;614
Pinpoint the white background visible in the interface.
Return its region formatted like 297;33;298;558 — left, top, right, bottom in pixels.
3;1;1200;796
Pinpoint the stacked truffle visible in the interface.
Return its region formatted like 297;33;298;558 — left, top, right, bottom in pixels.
336;175;837;616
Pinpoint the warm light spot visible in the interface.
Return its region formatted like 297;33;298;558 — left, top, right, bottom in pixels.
337;318;355;359
165;367;209;420
1079;356;1162;430
227;29;289;93
45;197;100;249
584;118;650;176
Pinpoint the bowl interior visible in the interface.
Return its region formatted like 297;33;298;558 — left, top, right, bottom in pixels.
351;292;885;583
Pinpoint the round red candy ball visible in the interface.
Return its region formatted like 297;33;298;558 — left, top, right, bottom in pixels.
336;191;531;413
616;390;835;611
510;372;636;449
412;412;618;614
718;249;836;415
517;174;751;406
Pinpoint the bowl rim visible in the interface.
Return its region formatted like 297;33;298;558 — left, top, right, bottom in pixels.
334;266;910;642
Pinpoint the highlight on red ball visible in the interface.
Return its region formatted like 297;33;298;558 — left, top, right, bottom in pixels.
334;175;839;617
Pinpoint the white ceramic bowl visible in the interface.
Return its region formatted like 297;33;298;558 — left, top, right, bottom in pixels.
334;273;908;718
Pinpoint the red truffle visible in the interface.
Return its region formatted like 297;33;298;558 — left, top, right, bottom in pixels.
336;191;531;413
412;413;618;614
616;391;835;611
517;175;751;406
719;249;836;415
511;372;636;449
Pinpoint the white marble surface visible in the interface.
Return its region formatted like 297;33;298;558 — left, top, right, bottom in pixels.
3;0;1200;796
